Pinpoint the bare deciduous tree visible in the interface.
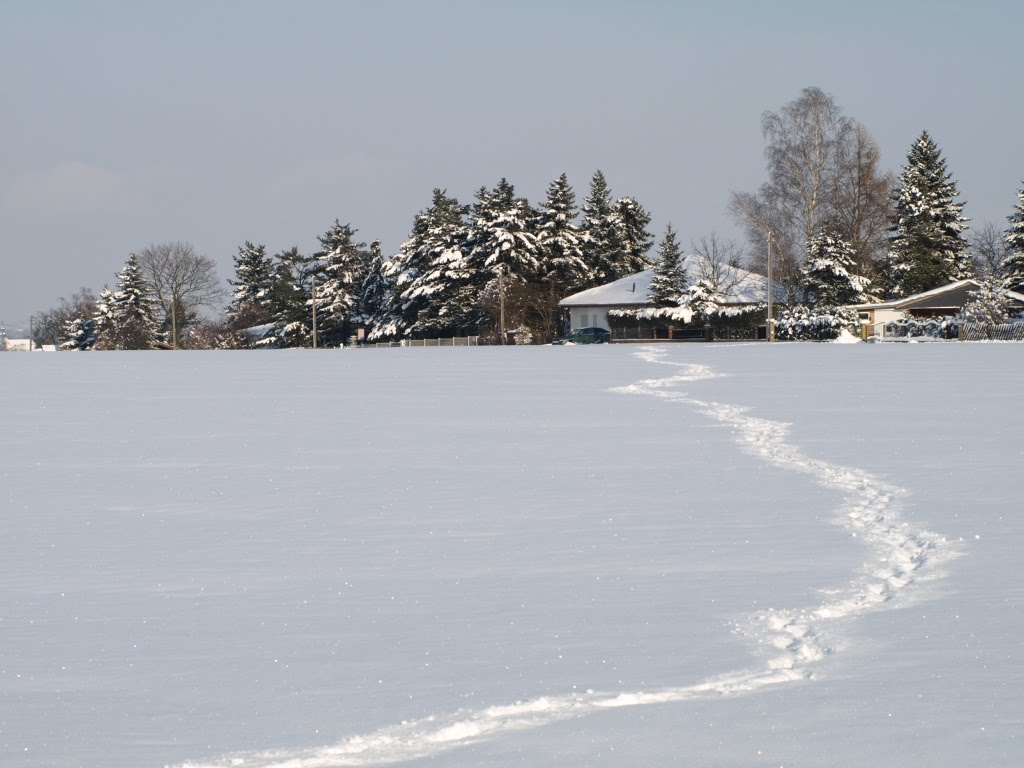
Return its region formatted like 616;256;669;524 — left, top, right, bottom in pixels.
968;221;1010;279
829;122;894;278
730;87;890;298
761;87;850;244
728;186;803;297
690;233;745;295
137;241;224;347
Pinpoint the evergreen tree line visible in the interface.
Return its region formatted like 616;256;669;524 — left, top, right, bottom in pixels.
224;171;654;346
31;86;1024;350
37;170;655;350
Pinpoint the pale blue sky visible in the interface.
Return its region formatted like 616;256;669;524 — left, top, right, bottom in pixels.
2;0;1021;327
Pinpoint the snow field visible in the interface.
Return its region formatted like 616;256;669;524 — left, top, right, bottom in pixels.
173;347;956;767
2;344;1020;767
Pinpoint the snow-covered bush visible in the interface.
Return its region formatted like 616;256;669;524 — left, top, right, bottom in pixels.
955;280;1012;326
776;304;858;341
883;314;959;340
183;320;253;349
513;325;534;345
953;281;1024;340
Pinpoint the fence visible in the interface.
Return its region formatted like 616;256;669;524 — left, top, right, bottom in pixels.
869;319;1024;342
358;336;480;348
609;327;707;342
960;322;1024;341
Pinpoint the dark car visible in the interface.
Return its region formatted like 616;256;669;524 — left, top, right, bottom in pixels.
552;327;611;345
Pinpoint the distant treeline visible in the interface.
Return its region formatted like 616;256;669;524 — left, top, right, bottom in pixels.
28;87;1024;350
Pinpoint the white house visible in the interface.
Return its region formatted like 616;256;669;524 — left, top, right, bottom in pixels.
558;270;655;332
558;256;783;339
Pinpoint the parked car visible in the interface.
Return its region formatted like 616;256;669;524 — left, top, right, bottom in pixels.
552;327;611;345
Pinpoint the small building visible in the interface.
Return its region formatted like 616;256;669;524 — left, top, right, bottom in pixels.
558;256;783;341
559;270;656;333
850;279;1024;339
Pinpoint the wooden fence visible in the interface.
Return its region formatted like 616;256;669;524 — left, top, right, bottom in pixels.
960;322;1024;341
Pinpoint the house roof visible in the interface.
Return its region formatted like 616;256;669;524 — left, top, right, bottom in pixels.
559;256;783;308
850;279;1024;311
559;271;655;308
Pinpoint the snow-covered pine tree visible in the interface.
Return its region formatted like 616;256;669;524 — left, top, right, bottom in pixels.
649;224;687;307
468;179;539;340
354;240;387;331
310;220;368;347
614;196;654;275
91;287;114;347
94;254;160;349
371;190;475;341
685;277;718;319
226;241;275;328
407;190;475;338
376;206;432;340
800;229;871;306
264;247;313;348
536;173;586;293
534;173;586;339
579;170;624;287
884;131;972;298
60;316;96;350
1002;185;1024;293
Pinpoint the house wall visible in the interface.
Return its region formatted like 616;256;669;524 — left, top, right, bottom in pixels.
864;308;902;325
856;307;902;338
569;307;611;331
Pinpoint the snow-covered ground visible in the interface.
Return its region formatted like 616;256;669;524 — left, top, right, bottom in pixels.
2;344;1021;767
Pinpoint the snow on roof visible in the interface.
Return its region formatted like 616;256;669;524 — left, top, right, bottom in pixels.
559;271;655;307
849;279;1024;311
240;323;275;338
559;255;781;308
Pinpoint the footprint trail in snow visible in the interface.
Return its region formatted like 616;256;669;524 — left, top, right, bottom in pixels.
175;347;956;768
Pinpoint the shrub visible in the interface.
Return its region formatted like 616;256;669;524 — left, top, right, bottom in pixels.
883;315;958;340
777;305;858;341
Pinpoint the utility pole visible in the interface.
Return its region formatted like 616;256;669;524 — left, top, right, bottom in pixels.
29;315;34;352
311;274;318;349
766;231;774;342
171;300;177;350
499;266;506;345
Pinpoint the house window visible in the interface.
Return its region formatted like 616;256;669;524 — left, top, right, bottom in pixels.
580;313;589;327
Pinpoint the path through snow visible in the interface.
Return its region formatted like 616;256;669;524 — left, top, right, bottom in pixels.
173;348;956;768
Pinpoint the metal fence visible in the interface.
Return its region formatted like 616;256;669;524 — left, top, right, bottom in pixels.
359;336;480;348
